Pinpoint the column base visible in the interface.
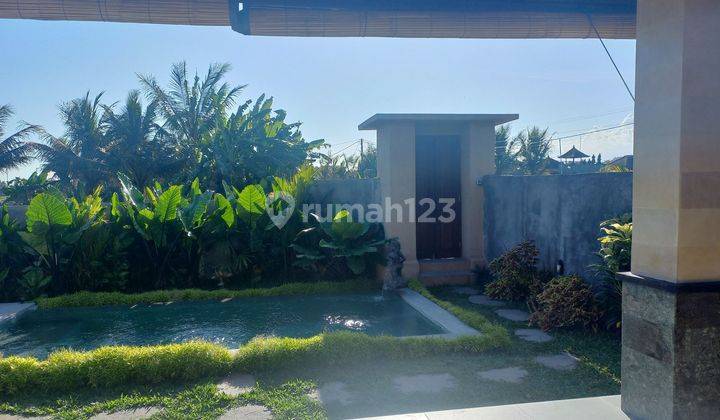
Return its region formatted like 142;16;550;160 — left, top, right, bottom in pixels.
619;272;720;420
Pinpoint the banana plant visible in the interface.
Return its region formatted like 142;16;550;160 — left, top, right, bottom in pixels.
113;173;219;288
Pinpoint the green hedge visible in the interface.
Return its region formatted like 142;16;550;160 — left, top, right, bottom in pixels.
36;280;378;309
1;331;508;396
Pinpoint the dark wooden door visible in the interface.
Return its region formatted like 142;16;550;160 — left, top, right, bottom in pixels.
415;135;462;259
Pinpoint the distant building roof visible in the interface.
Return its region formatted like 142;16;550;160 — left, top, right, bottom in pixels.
605;155;634;169
558;146;590;160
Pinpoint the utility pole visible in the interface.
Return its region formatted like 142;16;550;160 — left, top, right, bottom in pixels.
360;138;364;157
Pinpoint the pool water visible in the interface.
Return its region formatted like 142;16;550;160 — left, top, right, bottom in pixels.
0;293;444;358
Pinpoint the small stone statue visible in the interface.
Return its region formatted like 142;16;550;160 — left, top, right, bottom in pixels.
383;238;407;290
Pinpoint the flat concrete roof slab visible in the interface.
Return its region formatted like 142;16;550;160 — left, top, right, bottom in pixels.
359;113;519;130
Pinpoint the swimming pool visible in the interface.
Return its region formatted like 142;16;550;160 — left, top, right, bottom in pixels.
0;293;445;358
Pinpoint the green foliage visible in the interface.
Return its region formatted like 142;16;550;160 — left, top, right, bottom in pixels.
0;105;41;174
510;126;552;175
494;125;518;175
36;279;377;309
529;275;602;331
16;268;51;300
485;240;540;301
0;205;33;300
591;214;632;330
1;171;55;204
20;188;106;295
293;210;387;277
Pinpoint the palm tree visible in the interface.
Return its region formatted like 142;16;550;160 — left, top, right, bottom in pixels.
512;126;552;175
0;105;40;174
34;92;111;193
102;90;180;187
495;125;517;175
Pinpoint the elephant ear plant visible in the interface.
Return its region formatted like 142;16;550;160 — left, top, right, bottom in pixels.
19;187;104;296
293;209;387;277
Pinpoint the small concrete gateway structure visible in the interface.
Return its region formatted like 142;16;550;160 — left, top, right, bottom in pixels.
359;114;517;284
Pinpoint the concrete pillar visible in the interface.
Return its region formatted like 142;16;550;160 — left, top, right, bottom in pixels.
622;0;720;418
375;121;420;277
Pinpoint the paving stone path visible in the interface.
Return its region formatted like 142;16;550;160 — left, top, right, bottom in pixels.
90;408;160;419
468;295;505;307
477;367;528;384
217;373;256;396
514;328;553;343
218;405;271;420
495;309;530;322
534;353;579;371
392;373;457;394
318;381;355;406
452;286;479;295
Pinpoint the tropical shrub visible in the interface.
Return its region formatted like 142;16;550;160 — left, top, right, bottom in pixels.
292;209;387;278
1;171;55;204
591;214;632;330
0;205;33;300
19;188;107;296
529;275;602;331
485;240;540;301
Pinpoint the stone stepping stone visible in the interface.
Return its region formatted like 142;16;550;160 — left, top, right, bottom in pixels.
217;373;256;396
534;353;579;371
318;381;355;406
469;295;505;307
477;367;528;384
515;328;553;343
452;286;479;295
90;408;160;419
495;309;530;322
219;405;271;420
392;373;457;394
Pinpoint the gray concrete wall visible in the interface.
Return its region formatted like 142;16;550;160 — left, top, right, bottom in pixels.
483;172;632;282
305;178;380;219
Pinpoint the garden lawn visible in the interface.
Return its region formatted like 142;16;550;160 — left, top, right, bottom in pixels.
0;286;620;419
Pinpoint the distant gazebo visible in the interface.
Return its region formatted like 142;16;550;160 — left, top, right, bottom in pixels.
558;146;589;164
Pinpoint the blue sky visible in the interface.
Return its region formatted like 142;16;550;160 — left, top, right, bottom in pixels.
1;19;636;179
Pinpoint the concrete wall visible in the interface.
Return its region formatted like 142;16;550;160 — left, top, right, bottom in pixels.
305;178;380;219
483;172;633;282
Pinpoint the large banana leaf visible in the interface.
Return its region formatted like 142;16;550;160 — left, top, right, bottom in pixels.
154;186;182;223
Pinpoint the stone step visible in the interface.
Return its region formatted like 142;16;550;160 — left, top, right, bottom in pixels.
418;270;473;286
418;258;471;273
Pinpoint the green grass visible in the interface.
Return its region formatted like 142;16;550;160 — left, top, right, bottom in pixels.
36;280;378;309
408;278;510;344
429;285;621;384
0;381;324;419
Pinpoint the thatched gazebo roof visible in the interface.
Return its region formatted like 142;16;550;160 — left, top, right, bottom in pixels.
0;0;637;39
558;146;590;160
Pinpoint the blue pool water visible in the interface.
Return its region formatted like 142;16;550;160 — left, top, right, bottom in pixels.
0;293;444;358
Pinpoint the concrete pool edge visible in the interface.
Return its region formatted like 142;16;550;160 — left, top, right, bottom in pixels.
396;288;480;338
0;302;36;324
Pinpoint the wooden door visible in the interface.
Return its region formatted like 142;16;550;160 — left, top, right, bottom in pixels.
415;135;462;259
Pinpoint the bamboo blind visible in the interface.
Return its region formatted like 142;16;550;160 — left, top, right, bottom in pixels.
0;0;636;39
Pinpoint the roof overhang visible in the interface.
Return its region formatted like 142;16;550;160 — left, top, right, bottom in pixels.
0;0;637;39
358;113;519;130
